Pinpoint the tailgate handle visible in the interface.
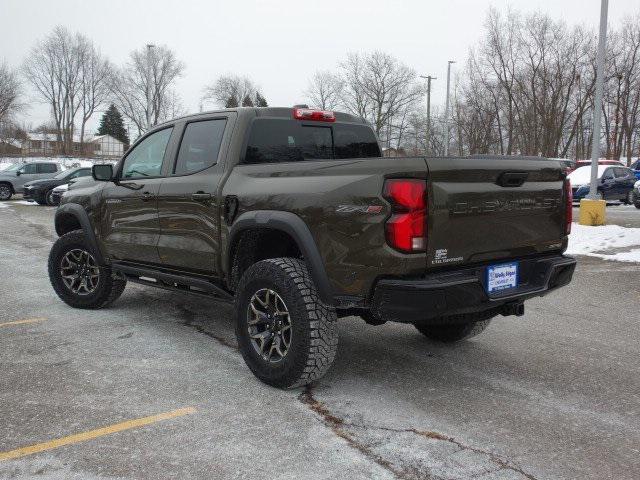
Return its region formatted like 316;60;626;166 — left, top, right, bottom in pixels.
497;172;528;187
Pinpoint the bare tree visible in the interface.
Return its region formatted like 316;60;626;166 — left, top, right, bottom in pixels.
304;71;343;110
340;51;424;141
201;74;261;108
78;46;112;153
0;61;21;123
110;44;184;135
23;27;91;154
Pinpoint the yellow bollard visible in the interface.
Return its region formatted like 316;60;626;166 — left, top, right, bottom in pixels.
578;198;606;226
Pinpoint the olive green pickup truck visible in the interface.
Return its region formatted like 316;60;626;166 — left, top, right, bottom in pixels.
48;107;575;388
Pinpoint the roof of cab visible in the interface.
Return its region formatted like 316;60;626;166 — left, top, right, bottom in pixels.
154;107;367;128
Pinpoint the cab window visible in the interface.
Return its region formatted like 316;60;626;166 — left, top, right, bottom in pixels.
121;128;173;179
174;119;226;175
19;164;37;174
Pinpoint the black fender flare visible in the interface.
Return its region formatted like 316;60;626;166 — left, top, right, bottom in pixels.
54;203;106;265
228;210;333;305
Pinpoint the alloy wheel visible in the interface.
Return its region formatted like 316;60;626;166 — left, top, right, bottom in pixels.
247;288;292;363
60;248;100;295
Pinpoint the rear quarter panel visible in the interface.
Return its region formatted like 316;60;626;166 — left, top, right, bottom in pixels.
222;157;428;298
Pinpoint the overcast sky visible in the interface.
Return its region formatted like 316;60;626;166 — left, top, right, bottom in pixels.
1;0;638;133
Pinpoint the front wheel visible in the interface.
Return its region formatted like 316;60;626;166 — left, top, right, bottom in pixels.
46;189;57;206
234;258;338;389
48;230;126;309
0;183;12;201
415;320;492;343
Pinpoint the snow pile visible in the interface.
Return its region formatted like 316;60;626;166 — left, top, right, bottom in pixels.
567;223;640;263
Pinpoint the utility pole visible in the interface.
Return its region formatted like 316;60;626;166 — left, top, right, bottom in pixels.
444;60;456;156
146;44;155;131
420;75;436;155
586;0;608;201
579;0;608;227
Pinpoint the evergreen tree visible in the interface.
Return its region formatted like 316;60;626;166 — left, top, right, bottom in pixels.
225;94;239;108
242;94;254;107
255;92;268;107
97;104;129;146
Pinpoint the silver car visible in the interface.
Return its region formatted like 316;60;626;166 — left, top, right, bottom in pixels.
0;162;63;201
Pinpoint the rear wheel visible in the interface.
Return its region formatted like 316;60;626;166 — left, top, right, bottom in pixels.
0;183;12;201
234;258;338;389
415;320;492;343
48;230;126;309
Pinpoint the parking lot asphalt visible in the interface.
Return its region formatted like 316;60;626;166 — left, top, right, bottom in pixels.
1;199;639;480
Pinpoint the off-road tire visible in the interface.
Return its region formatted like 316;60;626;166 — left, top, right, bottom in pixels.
48;230;126;309
0;183;12;201
234;257;338;389
415;319;492;343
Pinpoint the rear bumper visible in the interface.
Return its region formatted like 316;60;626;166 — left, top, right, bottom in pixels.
370;255;576;324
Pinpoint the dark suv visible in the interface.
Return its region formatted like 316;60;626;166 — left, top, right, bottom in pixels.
48;107;575;388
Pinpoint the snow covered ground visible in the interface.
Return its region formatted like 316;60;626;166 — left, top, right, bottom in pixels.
567;223;640;263
0;157;106;170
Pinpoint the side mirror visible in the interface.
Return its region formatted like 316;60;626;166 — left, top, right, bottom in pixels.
92;164;114;182
15;170;21;176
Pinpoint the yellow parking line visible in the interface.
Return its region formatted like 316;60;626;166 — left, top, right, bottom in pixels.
0;407;196;462
0;318;47;328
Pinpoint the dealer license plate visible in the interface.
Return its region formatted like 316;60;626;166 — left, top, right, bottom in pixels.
486;262;519;294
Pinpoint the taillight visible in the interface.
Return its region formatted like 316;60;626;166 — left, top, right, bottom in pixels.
383;179;427;253
564;178;572;235
292;108;336;122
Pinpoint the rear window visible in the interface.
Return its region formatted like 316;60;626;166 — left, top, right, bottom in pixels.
243;119;380;164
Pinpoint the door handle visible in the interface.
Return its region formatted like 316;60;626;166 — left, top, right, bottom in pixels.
191;192;212;202
141;191;155;202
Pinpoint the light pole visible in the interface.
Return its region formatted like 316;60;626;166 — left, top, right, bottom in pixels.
146;44;155;130
579;0;608;226
444;60;456;156
419;75;437;155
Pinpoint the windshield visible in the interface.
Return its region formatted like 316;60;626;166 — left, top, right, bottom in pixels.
567;166;608;185
54;168;75;179
2;163;22;172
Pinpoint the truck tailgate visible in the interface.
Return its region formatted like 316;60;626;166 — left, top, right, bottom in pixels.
426;156;566;269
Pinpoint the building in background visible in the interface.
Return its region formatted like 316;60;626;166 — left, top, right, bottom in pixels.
19;132;124;158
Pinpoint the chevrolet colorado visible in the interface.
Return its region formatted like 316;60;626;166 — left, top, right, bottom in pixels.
48;107;576;388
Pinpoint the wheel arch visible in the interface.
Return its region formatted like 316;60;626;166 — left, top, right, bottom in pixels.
228;210;333;305
54;203;105;264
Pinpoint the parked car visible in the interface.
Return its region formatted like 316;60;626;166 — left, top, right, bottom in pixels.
549;158;576;174
49;184;69;206
22;167;92;205
49;107;575;389
631;180;640;209
569;159;624;173
0;162;63;201
48;175;96;206
568;165;637;203
629;159;640;180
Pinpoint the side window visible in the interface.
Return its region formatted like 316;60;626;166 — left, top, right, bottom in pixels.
174;119;226;175
613;167;629;178
37;163;58;174
602;169;614;180
121;128;172;179
78;169;91;177
20;164;37;174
